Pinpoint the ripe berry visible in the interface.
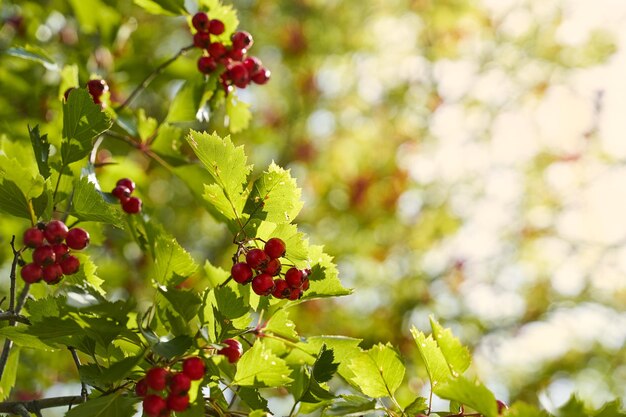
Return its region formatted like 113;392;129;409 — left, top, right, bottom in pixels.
51;243;69;259
264;238;286;259
208;42;227;59
59;255;80;275
219;338;243;363
245;248;268;270
231;31;253;50
182;357;205;380
143;394;167;417
122;197;142;214
66;228;90;250
288;287;302;300
496;400;508;414
272;279;291;299
227;62;249;88
227;47;246;61
193;31;211;49
231;262;253;284
145;367;169;391
301;277;310;291
44;220;69;244
251;273;275;296
135;378;148;397
251;67;271;85
23;227;44;248
285;268;304;289
262;258;281;276
169;372;191;395
86;79;109;104
243;57;262;74
42;264;63;284
191;12;210;32
208;19;225;35
112;185;131;201
116;178;135;193
197;56;217;74
167;393;190;412
20;263;42;284
32;245;55;266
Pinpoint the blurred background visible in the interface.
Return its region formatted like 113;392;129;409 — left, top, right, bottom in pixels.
1;0;626;413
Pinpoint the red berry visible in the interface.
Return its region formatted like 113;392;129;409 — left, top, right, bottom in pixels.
167;393;189;412
112;185;131;201
285;268;304;289
288;287;302;300
231;262;253;284
116;178;135;193
245;248;268;270
59;255;80;275
143;394;167;417
264;238;286;259
122;197;142;214
197;56;217;74
231;31;253;50
145;367;169;391
227;47;246;61
208;19;225;35
42;264;63;284
63;87;75;102
169;372;191;394
496;400;508;414
32;245;55;266
44;220;69;244
272;279;291;299
20;263;42;284
251;67;271;85
243;56;262;74
191;12;210;32
227;62;249;88
251;273;275;296
219;338;243;363
51;243;69;259
193;31;211;49
301;277;310;291
23;227;44;248
208;42;227;58
66;228;90;250
135;378;148;397
182;357;205;380
86;79;109;104
262;258;281;276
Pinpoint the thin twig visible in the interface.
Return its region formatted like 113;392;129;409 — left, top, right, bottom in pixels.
0;312;30;325
12;403;30;417
0;396;84;413
68;347;88;401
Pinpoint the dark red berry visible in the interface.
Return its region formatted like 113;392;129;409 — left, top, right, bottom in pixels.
191;12;210;32
231;262;253;284
496;400;508;414
231;31;253;50
193;31;211;49
169;373;191;394
135;378;148;397
59;255;80;275
227;47;246;61
262;258;281;276
66;228;90;250
32;245;55;266
182;357;205;380
285;268;304;289
219;338;243;363
251;67;271;85
23;227;44;248
243;56;262;74
167;393;189;412
116;178;135;193
112;185;131;201
122;197;142;214
86;79;109;104
20;263;42;284
251;273;275;296
63;87;75;102
301;277;310;291
44;220;68;244
143;394;167;417
51;243;69;259
288;287;302;300
208;19;225;35
246;248;268;270
272;279;291;299
145;367;169;391
264;238;286;259
208;42;227;59
227;62;249;88
42;264;63;284
197;56;217;74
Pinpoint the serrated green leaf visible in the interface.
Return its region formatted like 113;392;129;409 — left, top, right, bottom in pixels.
71;177;122;224
203;183;238;222
594;400;626;417
305;245;351;299
0;327;54;351
323;395;378;416
0;180;31;219
234;342;293;387
204;261;230;288
5;46;58;70
0;154;45;199
80;354;144;387
225;92;251;133
0;347;19;401
28;125;51;179
166;80;209;122
347;343;405;398
404;396;429;415
59;64;79;101
238;387;269;411
134;0;186;15
137;108;158;142
212;286;248;320
265;309;298;341
436;376;498;417
151;231;198;285
305;336;362;382
153;335;193;359
158;287;202;322
429;316;470;376
151;123;185;160
313;345;339;383
65;392;138;417
26;296;60;321
411;326;452;388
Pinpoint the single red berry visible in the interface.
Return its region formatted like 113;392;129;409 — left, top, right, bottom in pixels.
23;227;45;248
191;12;210;32
66;228;90;250
245;248;268;270
227;47;246;61
285;268;304;289
193;31;211;49
86;79;109;104
251;273;275;296
59;255;80;275
51;243;69;259
496;400;508;414
227;62;249;88
231;262;253;284
231;31;253;50
182;357;205;380
272;279;291;299
42;264;63;284
122;197;142;214
167;393;190;412
262;258;281;276
208;42;227;58
251;67;271;85
264;238;286;259
143;394;167;417
116;178;135;193
135;378;148;397
288;287;302;300
197;56;217;74
44;220;69;244
219;338;243;363
112;185;131;201
301;277;310;291
169;372;191;394
208;19;225;35
20;263;42;284
32;245;55;266
145;367;169;391
243;56;262;74
63;87;75;102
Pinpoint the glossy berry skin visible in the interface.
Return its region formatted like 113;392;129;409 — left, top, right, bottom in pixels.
301;277;310;291
122;197;142;214
60;255;80;275
245;248;268;270
264;238;286;259
208;42;227;59
272;279;291;299
191;12;210;32
21;263;42;284
243;57;262;74
285;268;304;289
208;19;225;35
219;338;243;363
44;220;69;244
167;393;189;412
197;56;217;74
23;227;44;248
193;31;211;49
288;287;303;300
145;367;169;391
227;62;249;88
251;67;271;85
169;372;191;394
182;357;205;380
231;262;253;284
227;47;246;61
143;394;167;417
52;243;69;259
116;178;135;193
66;228;90;250
135;378;148;397
262;258;281;276
251;273;275;296
42;264;63;284
86;79;108;104
112;185;131;201
231;31;253;50
32;245;55;266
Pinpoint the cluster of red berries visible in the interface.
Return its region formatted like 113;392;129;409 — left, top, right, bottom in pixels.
136;357;205;417
231;238;311;300
64;79;109;107
20;220;90;284
111;178;142;214
191;11;270;92
217;338;243;363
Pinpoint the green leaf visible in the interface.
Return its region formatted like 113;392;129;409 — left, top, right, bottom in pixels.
557;396;587;417
347;343;405;398
410;326;452;388
153;335;193;359
238;387;269;411
265;309;298;341
27;317;83;343
435;376;498;417
0;180;31;219
137;109;158;142
323;395;378;416
313;345;339;383
0;154;45;199
0;327;54;351
134;0;186;15
404;397;429;415
79;354;144;387
212;286;248;320
5;46;58;70
68;0;120;38
429;316;470;376
151;230;198;285
158;287;202;322
166;80;209;122
61;88;112;164
506;402;552;417
151;123;185;161
28;125;51;179
0;347;19;400
233;342;293;387
305;336;362;382
59;64;79;101
306;245;351;299
594;401;626;417
225;92;251;133
65;392;138;417
71;177;122;224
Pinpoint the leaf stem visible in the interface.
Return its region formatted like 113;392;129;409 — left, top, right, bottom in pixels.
68;346;88;401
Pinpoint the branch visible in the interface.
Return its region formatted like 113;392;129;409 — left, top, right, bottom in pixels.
68;347;88;401
0;311;30;325
0;396;84;414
